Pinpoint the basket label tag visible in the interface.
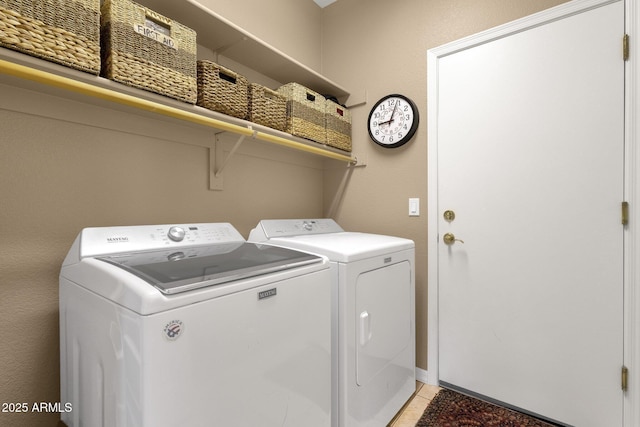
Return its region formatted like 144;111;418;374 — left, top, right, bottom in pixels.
133;24;176;50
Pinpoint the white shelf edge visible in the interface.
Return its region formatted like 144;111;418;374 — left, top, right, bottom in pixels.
0;48;358;180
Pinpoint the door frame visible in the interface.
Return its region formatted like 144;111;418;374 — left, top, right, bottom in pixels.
426;0;640;425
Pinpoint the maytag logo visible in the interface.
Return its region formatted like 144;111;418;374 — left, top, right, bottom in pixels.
106;236;129;243
258;288;277;300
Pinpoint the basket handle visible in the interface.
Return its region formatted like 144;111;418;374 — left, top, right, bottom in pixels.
306;92;316;102
220;71;237;84
336;107;344;117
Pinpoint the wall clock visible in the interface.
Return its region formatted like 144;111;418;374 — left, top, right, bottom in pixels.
367;94;419;148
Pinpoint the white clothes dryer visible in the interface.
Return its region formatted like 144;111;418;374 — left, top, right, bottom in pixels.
249;219;415;427
59;223;332;427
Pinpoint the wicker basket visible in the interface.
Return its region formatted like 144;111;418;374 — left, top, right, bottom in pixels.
325;100;352;152
100;0;197;103
278;83;326;144
196;60;249;119
248;83;286;132
0;0;100;74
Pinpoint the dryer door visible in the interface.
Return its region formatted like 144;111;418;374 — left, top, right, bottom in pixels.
355;261;412;386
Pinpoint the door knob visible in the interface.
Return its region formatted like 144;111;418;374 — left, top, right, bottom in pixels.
443;210;456;222
443;233;464;245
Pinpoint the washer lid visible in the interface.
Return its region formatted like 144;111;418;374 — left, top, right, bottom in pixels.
267;232;414;262
97;242;322;294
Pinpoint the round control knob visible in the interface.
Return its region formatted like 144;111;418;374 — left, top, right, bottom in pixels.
303;221;313;231
167;251;186;261
167;226;186;242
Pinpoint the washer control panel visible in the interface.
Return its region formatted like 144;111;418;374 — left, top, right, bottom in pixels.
251;219;344;239
80;223;245;257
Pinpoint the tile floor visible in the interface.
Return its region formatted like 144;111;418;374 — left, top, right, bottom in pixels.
387;382;442;427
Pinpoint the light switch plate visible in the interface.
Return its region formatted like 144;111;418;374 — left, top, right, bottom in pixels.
409;198;420;216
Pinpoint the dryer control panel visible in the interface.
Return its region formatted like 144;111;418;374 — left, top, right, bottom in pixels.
251;219;344;239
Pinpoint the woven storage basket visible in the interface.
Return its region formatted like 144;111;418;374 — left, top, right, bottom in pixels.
196;60;249;119
325;100;352;152
278;83;326;144
248;83;286;132
0;0;100;74
100;0;197;103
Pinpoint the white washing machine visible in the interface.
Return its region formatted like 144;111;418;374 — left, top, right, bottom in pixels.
249;219;415;427
59;223;332;427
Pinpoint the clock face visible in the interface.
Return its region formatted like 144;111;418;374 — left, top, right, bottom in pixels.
368;94;419;148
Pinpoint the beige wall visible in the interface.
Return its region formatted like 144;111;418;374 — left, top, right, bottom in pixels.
0;1;567;426
196;0;323;71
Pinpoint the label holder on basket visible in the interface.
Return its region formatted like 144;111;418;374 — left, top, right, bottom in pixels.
133;18;176;49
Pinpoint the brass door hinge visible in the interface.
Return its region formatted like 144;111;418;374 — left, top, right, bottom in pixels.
622;366;629;391
622;201;629;225
623;34;630;61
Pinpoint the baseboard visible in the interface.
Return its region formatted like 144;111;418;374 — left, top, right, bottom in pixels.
415;367;429;384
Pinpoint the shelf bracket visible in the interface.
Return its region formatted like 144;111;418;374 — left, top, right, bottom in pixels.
348;155;367;168
209;126;257;191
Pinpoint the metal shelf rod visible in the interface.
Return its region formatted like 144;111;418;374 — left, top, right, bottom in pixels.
254;130;356;164
0;59;356;164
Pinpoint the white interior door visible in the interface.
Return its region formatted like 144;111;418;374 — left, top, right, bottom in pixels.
429;1;625;426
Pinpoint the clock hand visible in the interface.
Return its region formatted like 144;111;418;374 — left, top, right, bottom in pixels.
391;100;398;117
388;101;399;122
379;102;399;126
